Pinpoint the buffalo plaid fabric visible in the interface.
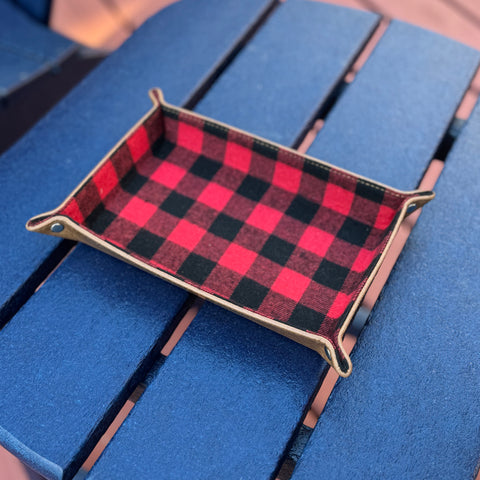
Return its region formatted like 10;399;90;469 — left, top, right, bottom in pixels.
50;103;418;367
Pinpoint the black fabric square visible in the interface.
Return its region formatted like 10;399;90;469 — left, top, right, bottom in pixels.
86;206;116;234
260;235;295;266
204;121;228;139
152;138;176;159
355;181;385;204
209;213;243;241
177;253;216;285
288;304;325;332
252;139;278;159
161;191;194;218
303;161;330;181
313;259;349;291
230;277;269;310
237;175;270;201
163;108;179;120
120;168;148;195
127;229;164;259
337;217;372;246
190;155;221;180
285;195;319;223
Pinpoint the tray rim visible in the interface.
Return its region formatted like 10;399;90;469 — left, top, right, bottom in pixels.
26;88;434;377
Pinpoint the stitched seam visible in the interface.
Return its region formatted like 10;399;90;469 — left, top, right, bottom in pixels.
169;106;405;199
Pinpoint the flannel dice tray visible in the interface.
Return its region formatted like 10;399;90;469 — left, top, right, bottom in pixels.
27;89;434;377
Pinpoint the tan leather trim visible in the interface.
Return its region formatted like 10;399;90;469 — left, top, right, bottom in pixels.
26;88;435;377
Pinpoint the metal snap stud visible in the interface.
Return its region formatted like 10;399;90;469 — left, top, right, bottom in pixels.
50;223;64;233
407;203;417;214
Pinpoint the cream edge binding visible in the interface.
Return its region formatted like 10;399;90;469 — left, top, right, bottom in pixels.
26;88;435;377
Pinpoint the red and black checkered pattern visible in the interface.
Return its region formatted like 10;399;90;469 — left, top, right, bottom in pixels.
51;102;421;366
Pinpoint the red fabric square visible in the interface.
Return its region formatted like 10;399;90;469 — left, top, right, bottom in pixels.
168;219;206;251
63;198;84;224
119;197;157;226
323;183;354;215
127;126;150;162
246;203;282;233
298;226;334;258
197;182;234;211
177;122;203;153
327;292;351;319
374;204;397;229
218;243;257;275
151;161;186;189
272;162;301;193
352;248;376;272
224;141;251;173
93;161;119;200
271;268;310;302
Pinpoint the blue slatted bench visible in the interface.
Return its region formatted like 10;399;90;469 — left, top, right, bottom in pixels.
0;1;479;479
0;0;71;97
8;0;52;25
0;0;101;153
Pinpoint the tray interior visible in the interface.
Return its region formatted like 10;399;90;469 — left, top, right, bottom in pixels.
41;102;413;365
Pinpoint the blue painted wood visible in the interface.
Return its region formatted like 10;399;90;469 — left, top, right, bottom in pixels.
0;1;274;478
197;0;378;146
87;3;380;478
88;303;325;479
291;99;480;480
307;20;480;189
10;0;52;25
0;245;189;480
0;0;72;95
0;0;274;321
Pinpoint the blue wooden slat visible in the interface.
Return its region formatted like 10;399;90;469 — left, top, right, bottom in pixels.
0;246;189;480
0;1;274;478
11;0;52;25
0;0;73;94
196;0;378;145
307;20;480;189
88;303;325;480
291;99;480;479
0;0;274;320
87;3;380;478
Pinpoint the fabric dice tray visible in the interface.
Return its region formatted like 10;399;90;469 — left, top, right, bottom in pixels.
27;89;434;376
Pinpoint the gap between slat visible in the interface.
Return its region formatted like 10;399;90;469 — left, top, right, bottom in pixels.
182;0;280;110
0;239;75;331
290;15;383;149
76;296;202;475
296;19;388;154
